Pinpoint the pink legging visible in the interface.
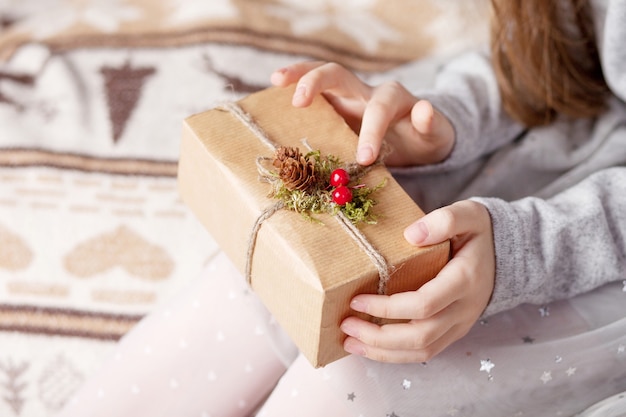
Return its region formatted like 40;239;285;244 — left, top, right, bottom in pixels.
56;252;351;417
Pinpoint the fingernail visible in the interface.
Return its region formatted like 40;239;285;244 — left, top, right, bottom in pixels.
270;68;288;85
344;339;366;356
350;298;367;313
340;322;360;338
405;221;429;245
356;144;374;165
293;84;307;103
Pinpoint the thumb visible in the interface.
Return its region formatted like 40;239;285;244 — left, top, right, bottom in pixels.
409;100;455;163
404;201;485;246
411;100;449;138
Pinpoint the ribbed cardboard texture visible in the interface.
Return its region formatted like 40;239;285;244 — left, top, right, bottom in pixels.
177;86;449;367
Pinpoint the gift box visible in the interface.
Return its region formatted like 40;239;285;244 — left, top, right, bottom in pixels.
177;85;449;367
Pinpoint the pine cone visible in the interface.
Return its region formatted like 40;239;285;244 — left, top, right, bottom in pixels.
273;147;317;192
273;146;301;168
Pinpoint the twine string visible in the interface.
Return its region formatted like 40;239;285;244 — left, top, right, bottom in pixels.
220;102;392;295
245;200;285;283
255;156;275;181
220;102;279;151
334;211;391;294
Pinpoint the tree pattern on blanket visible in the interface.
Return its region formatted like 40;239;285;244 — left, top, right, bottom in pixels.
0;359;29;415
100;62;156;144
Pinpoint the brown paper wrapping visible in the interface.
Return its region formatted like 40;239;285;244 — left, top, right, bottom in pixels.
177;85;449;367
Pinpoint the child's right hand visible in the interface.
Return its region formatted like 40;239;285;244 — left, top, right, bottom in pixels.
270;61;455;168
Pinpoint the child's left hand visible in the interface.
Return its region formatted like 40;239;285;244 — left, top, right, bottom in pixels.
270;61;454;167
340;200;496;363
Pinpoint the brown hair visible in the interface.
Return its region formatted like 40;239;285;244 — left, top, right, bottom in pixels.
490;0;610;126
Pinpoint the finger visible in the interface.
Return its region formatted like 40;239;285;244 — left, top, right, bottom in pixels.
411;100;452;139
411;99;434;132
409;100;456;163
350;261;467;320
357;81;417;165
288;62;371;108
341;312;453;351
270;61;326;87
343;322;466;363
404;200;488;246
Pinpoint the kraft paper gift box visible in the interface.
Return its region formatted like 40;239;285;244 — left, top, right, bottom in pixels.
177;85;449;367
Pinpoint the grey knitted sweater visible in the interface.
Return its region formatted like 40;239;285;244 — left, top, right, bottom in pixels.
393;0;626;317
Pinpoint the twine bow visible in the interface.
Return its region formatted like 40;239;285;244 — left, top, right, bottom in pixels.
219;102;392;295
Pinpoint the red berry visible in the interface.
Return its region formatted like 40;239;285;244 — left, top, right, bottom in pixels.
332;185;353;205
330;168;350;187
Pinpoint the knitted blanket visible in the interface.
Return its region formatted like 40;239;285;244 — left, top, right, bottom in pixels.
0;1;486;415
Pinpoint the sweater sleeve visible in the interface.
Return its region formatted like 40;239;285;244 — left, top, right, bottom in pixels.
599;0;626;102
402;51;525;174
474;166;626;317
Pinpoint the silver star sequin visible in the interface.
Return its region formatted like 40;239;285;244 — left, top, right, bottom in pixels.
347;392;356;401
480;359;495;374
402;379;412;390
540;371;552;384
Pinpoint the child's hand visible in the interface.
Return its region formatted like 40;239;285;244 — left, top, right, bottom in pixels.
270;61;455;167
340;201;495;363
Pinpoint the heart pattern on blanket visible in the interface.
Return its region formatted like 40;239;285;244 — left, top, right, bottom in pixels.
64;225;173;281
0;223;33;271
